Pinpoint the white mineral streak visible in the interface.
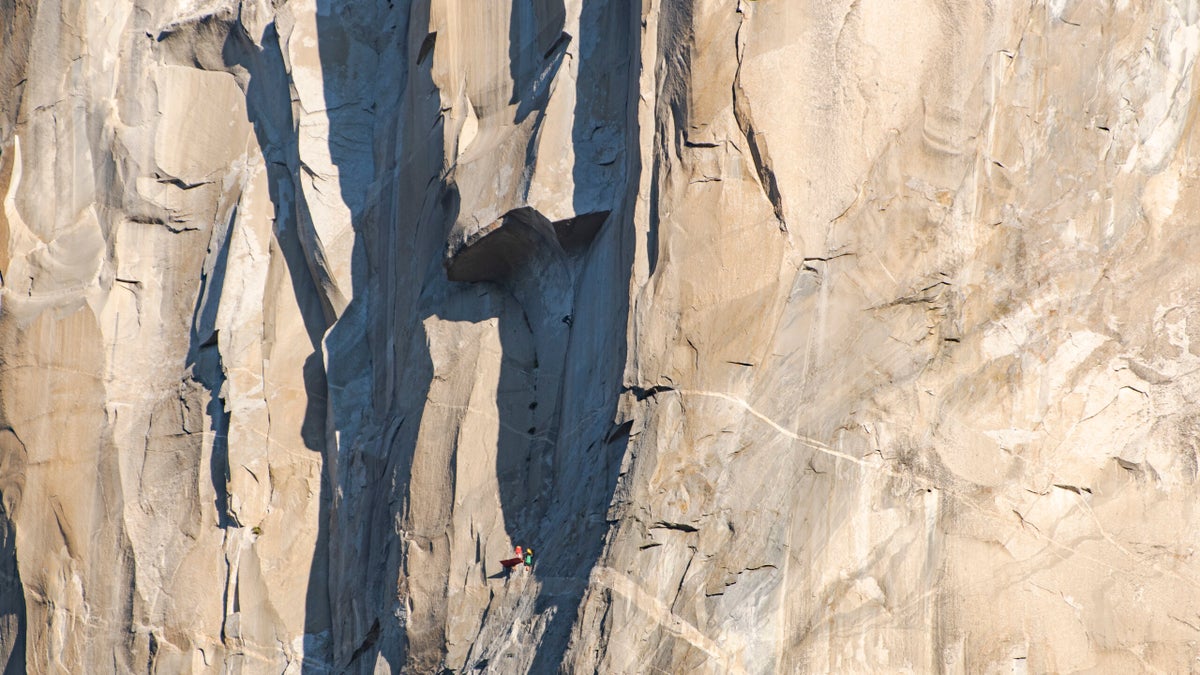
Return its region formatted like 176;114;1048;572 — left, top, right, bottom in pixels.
3;0;1200;673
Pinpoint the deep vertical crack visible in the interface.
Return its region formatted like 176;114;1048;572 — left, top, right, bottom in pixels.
732;6;787;232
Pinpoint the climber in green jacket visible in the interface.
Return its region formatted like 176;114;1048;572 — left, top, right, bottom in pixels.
523;547;534;571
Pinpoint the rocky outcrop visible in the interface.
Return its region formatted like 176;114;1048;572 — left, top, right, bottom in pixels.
4;0;1200;672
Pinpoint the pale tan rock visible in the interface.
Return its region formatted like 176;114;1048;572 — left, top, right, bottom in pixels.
5;0;1200;673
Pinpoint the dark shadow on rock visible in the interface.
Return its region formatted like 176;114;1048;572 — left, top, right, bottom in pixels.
488;568;515;581
155;7;346;671
490;1;639;671
0;490;25;675
185;203;235;528
304;0;638;670
509;0;567;116
220;19;334;670
311;1;426;672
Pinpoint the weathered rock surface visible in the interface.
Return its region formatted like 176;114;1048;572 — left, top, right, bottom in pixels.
4;0;1200;672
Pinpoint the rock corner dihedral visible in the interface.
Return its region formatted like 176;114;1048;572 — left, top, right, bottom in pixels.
4;0;1200;673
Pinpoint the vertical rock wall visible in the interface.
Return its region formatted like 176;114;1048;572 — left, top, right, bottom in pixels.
2;0;1200;673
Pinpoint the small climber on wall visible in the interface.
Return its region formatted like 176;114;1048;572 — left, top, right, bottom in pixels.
500;545;524;572
523;547;534;571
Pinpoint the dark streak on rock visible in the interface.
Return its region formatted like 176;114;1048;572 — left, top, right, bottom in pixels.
345;619;381;668
156;174;212;190
732;12;786;231
651;521;698;533
626;384;676;401
1052;484;1092;495
605;419;634;444
417;32;436;65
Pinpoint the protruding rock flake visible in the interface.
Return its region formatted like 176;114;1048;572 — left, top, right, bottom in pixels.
3;0;1200;673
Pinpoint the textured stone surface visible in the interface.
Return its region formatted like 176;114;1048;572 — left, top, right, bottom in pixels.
4;0;1200;672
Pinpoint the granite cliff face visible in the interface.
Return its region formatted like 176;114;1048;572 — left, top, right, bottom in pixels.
4;0;1200;672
